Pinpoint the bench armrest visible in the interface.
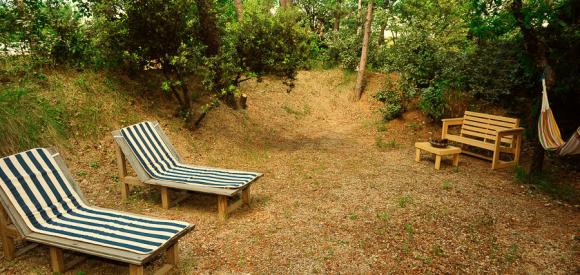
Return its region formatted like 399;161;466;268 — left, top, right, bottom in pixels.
441;117;464;124
496;127;524;137
441;118;463;139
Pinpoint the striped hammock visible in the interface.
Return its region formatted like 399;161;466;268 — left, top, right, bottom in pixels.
538;79;580;156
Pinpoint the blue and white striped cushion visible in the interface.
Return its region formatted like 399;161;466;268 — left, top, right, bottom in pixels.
0;148;190;254
121;122;260;189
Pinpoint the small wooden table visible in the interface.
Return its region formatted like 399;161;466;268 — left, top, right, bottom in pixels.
415;142;461;170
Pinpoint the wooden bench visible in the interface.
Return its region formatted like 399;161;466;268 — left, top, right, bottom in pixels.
441;111;524;169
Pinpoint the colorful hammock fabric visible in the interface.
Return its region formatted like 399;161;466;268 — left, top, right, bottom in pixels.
538;79;580;156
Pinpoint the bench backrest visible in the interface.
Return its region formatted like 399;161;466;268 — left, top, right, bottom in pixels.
460;111;520;146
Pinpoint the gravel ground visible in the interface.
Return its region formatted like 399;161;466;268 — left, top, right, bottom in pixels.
1;70;578;274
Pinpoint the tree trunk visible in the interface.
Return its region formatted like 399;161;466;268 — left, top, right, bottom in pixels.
233;0;243;21
280;0;291;8
333;0;342;31
378;24;386;46
512;0;556;175
195;0;220;56
353;0;374;100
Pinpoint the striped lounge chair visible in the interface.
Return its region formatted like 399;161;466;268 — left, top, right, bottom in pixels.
0;148;193;274
112;121;262;220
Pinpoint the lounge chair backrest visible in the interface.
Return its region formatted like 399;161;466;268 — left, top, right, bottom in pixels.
0;148;84;232
120;122;181;178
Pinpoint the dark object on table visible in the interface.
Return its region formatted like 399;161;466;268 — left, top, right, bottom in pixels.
429;138;449;148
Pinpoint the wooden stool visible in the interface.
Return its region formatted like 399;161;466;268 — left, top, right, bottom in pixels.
415;142;461;170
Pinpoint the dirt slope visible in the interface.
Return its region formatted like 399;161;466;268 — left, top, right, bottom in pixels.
1;69;578;274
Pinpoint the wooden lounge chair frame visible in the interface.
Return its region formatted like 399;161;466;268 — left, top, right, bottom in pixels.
0;148;193;275
441;111;524;169
112;122;261;220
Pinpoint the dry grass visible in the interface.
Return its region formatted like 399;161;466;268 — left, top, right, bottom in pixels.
0;69;578;274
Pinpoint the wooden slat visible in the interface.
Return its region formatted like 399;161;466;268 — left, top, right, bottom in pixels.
148;179;241;196
14;243;38;257
462;124;512;139
461;150;492;161
414;142;462;155
461;128;512;145
227;198;243;215
65;255;88;270
464;111;519;124
464;115;517;128
463;119;512;132
6;224;19;238
446;134;495;150
153;264;173;275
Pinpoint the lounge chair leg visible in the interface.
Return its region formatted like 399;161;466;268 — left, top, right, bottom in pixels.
0;205;15;260
167;242;179;265
242;186;251;205
129;264;144;275
116;143;130;201
160;187;170;209
49;247;65;273
120;182;130;201
218;195;228;221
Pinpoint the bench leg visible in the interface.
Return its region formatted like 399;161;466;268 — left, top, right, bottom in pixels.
434;155;442;170
415;149;421;162
218;195;228;221
491;147;501;170
242;186;251;206
452;154;459;167
49;247;65;273
129;264;144;275
160;187;170;209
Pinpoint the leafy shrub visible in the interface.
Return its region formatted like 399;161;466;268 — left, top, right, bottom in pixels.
227;4;311;84
324;29;361;70
418;83;446;120
0;0;94;67
375;88;403;121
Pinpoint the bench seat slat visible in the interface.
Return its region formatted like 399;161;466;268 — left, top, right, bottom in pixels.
446;134;495;150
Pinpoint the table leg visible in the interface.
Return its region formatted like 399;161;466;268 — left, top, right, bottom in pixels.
435;155;442;170
453;154;459;167
415;148;421;162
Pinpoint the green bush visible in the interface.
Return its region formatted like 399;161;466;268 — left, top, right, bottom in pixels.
324;29;361;70
0;0;94;67
418;83;446;120
375;87;403;121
